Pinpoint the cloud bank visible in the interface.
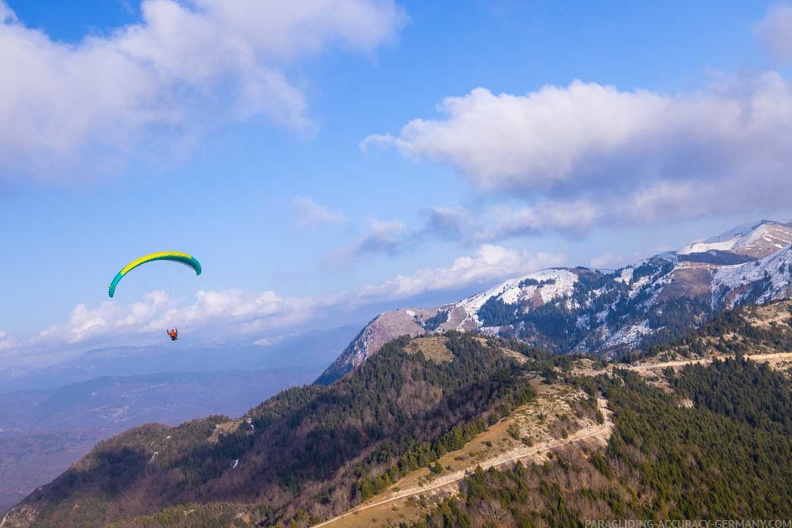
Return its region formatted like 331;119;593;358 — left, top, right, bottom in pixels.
365;73;792;235
0;0;405;182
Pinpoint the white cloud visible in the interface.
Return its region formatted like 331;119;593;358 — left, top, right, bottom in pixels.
754;3;792;61
365;74;792;230
0;0;405;182
33;291;176;345
293;196;346;227
363;82;668;190
356;245;565;301
30;289;322;350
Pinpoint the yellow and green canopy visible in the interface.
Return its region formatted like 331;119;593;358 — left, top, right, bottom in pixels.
108;251;201;298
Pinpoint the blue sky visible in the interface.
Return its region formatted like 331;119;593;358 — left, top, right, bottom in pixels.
1;0;792;366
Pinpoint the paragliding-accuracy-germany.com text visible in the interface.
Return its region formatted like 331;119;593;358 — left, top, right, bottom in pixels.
584;520;792;528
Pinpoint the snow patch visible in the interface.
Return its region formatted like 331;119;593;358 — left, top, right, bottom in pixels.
629;274;651;292
712;246;792;307
614;267;634;284
603;321;652;348
454;269;579;327
741;223;771;247
679;221;792;257
677;239;738;255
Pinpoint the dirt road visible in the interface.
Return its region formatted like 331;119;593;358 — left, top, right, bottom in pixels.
311;397;612;528
629;352;792;371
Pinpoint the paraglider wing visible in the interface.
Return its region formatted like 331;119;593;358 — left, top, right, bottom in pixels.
108;251;201;298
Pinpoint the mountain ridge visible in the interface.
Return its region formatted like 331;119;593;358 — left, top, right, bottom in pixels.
317;220;792;385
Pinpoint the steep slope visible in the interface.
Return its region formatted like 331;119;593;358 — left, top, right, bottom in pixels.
318;220;792;384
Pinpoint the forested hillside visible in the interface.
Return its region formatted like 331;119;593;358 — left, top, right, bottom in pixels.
408;360;792;526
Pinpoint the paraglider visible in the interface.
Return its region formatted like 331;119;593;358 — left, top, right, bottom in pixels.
108;251;201;341
108;251;201;298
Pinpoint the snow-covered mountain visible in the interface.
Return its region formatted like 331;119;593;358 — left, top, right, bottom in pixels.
678;220;792;258
317;220;792;385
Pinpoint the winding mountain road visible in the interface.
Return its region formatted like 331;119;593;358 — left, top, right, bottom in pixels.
311;398;612;528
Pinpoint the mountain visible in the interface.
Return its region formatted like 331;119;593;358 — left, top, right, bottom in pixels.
4;299;792;527
317;220;792;384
